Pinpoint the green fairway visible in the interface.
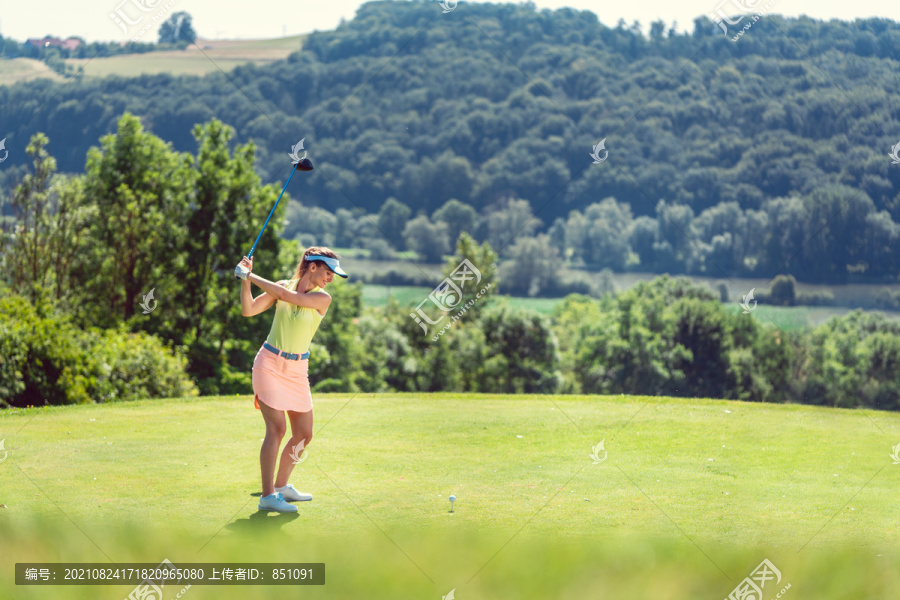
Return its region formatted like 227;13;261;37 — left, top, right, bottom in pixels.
1;393;898;598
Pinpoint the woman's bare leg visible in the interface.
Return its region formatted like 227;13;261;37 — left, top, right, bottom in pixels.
258;399;287;497
275;409;314;488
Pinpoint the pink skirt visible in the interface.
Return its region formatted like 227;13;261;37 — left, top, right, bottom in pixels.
251;345;313;413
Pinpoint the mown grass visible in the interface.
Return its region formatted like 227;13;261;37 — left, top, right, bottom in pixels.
1;394;897;597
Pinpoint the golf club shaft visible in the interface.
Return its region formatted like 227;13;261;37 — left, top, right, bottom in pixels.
247;163;298;259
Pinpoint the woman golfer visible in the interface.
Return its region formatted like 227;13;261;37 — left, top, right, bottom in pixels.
236;247;348;513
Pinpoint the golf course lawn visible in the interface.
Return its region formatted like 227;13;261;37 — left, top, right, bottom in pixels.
1;393;898;598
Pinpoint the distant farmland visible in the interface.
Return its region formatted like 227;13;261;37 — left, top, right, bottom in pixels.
65;36;306;79
0;57;64;86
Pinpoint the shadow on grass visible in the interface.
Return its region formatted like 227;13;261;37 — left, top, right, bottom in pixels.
226;509;301;535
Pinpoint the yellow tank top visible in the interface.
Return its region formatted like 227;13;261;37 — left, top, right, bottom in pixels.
265;280;327;354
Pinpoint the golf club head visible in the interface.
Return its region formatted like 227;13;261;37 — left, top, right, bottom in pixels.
294;157;314;171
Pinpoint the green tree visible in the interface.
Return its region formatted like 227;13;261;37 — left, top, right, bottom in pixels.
481;198;539;255
46;176;92;305
403;215;449;262
441;232;499;322
499;234;561;296
284;201;337;246
77;113;196;328
433;199;478;246
3;133;56;305
158;11;197;44
307;280;366;392
357;308;418;391
803;310;900;410
0;135;92;308
551;294;609;393
667;297;736;399
654;201;696;272
377;197;412;250
560;277;765;399
176;119;284;393
767;274;797;306
416;334;462;392
565;198;634;270
478;303;562;393
569;291;688;396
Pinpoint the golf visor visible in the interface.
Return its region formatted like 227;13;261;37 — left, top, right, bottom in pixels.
306;255;348;278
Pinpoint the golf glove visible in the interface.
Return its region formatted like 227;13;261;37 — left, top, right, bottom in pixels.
234;264;250;280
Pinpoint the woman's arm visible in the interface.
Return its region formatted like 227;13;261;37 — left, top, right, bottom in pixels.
240;278;284;316
248;273;332;313
238;256;282;317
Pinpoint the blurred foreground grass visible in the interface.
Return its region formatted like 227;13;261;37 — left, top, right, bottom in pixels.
2;517;898;599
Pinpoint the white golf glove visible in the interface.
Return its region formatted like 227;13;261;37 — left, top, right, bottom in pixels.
235;264;250;280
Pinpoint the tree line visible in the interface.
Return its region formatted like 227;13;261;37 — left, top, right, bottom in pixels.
286;190;900;297
2;2;900;283
2;116;900;411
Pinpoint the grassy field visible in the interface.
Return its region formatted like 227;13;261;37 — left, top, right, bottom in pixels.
61;36;306;80
361;285;562;315
1;393;898;598
361;284;433;308
361;284;898;323
721;304;854;331
0;37;307;87
0;58;64;86
502;295;565;315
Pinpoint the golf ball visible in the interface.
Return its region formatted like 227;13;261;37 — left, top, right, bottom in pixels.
449;495;456;502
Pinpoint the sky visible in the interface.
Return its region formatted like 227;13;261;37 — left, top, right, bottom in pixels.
0;0;898;43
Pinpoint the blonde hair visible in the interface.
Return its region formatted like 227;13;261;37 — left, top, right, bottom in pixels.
292;246;340;281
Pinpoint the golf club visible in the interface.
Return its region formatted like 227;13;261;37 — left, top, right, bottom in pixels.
235;146;314;279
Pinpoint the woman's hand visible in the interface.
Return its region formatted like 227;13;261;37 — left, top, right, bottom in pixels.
235;256;253;280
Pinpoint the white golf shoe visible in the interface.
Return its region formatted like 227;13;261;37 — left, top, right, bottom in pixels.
276;484;313;502
258;492;298;513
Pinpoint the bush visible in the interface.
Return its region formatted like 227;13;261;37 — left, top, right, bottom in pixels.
0;296;94;406
311;378;347;393
0;295;196;407
362;269;436;286
873;289;900;311
796;290;835;306
361;238;397;260
803;310;900;410
477;302;562;393
768;275;797;306
754;275;835;307
551;280;595;297
87;328;197;403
